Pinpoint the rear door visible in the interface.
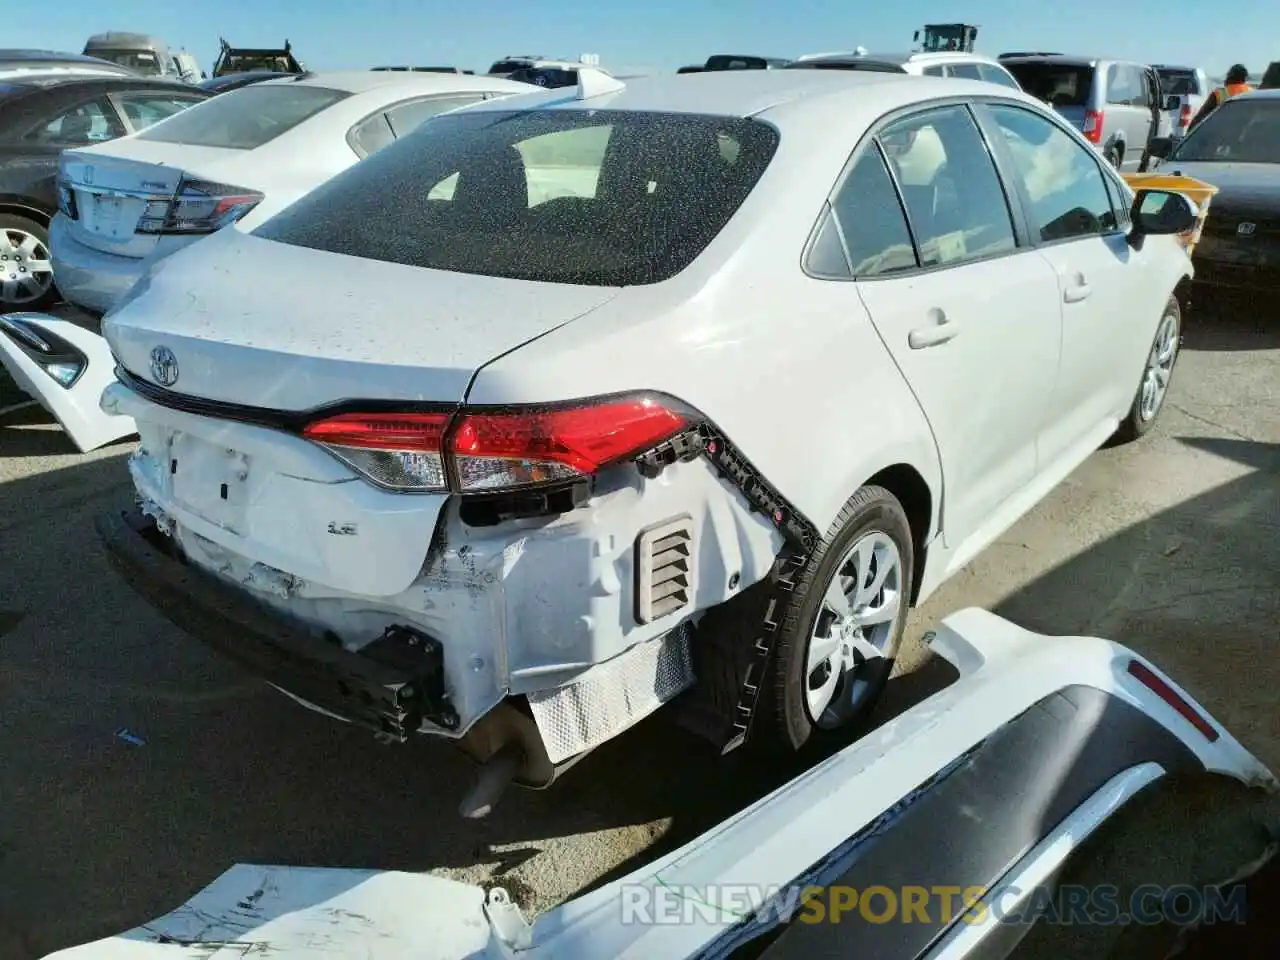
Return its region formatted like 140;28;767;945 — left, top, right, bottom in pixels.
980;102;1146;466
844;103;1062;547
6;94;126;211
1104;64;1149;168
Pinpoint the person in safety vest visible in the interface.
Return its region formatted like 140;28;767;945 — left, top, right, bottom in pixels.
1188;64;1253;132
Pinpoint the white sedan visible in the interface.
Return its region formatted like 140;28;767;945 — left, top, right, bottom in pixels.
93;68;1200;805
47;70;537;314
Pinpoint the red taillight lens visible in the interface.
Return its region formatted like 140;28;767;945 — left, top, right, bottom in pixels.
1178;104;1192;131
1126;659;1220;742
1082;108;1104;144
301;396;690;494
302;411;451;492
135;177;264;235
451;398;688;492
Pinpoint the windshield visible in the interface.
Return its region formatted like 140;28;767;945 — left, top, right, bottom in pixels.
1172;98;1280;163
90;49;163;75
1156;68;1198;96
135;83;347;149
254;109;780;286
1004;62;1094;107
224;54;294;73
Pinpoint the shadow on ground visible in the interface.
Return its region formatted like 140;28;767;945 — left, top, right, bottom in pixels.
0;391;1276;955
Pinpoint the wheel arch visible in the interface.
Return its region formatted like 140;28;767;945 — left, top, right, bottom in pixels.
0;198;53;226
864;463;935;603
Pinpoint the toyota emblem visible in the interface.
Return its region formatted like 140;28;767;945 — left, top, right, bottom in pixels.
1237;222;1257;237
150;346;179;387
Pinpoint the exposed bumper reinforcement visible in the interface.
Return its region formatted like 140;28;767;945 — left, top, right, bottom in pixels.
95;507;457;741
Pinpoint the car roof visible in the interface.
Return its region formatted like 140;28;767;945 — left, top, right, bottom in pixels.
0;48;125;65
1000;54;1137;67
254;70;532;95
464;68;978;120
0;74;197;95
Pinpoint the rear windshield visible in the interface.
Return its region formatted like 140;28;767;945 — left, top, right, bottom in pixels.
1005;62;1094;107
1156;68;1199;95
135;83;348;149
705;56;771;71
1172;99;1280;164
90;50;164;75
254;109;780;286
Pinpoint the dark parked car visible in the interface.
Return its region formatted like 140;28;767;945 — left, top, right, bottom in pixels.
0;76;207;309
197;70;291;95
1148;90;1280;298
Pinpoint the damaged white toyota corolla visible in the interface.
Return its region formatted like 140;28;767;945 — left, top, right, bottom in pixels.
95;68;1199;808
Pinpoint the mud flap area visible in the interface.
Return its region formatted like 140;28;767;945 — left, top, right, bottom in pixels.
0;313;136;452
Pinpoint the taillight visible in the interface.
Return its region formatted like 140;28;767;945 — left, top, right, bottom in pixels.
56;178;78;219
301;395;691;494
1178;103;1192;131
135;177;264;235
1082;108;1104;144
302;412;451;492
451;398;688;492
1126;659;1220;742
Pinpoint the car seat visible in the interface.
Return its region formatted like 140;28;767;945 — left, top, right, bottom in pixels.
451;144;529;227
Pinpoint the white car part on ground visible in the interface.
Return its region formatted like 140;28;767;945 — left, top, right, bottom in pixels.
0;314;135;452
43;608;1277;960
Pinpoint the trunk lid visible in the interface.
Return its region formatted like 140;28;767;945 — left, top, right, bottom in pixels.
104;226;622;409
103;228;620;595
60;140;252;258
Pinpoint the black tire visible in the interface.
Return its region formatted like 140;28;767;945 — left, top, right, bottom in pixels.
0;213;57;311
765;485;915;752
1104;145;1123;169
1113;294;1181;444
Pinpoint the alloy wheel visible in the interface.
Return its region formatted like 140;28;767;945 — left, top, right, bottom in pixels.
805;531;904;728
1139;309;1179;422
0;227;54;307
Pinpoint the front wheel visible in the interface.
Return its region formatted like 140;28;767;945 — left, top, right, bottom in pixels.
1113;295;1181;444
770;485;914;752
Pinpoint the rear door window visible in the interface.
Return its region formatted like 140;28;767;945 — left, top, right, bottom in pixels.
255;109;780;286
922;65;946;77
878;105;1017;267
822;145;916;278
946;62;984;80
978;62;1022;89
113;93;200;132
1106;64;1144;106
24;97;125;144
348;113;395;157
135;83;349;149
385;95;485;136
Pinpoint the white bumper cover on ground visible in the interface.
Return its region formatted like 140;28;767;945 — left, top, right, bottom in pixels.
44;608;1277;959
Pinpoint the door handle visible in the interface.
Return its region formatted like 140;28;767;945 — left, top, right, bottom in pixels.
908;315;960;349
1063;272;1092;303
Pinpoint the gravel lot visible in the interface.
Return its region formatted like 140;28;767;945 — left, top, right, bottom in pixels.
1;304;1277;957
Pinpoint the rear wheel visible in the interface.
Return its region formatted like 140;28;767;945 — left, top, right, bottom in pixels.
1113;295;1181;444
0;214;56;311
1104;145;1123;169
770;485;914;752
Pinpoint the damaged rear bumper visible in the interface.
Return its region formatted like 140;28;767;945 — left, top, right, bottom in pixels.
96;506;457;740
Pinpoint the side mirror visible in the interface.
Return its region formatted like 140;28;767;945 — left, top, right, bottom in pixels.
1163;94;1179;110
1147;136;1175;160
1129;189;1197;246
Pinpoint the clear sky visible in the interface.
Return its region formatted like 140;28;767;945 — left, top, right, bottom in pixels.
14;0;1277;77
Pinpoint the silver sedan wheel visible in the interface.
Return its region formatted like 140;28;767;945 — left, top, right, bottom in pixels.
805;531;904;728
1139;309;1179;422
0;226;54;306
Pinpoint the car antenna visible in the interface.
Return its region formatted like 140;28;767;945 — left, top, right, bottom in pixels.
576;66;625;100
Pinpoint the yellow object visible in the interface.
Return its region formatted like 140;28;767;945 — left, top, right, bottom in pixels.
1121;172;1220;255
